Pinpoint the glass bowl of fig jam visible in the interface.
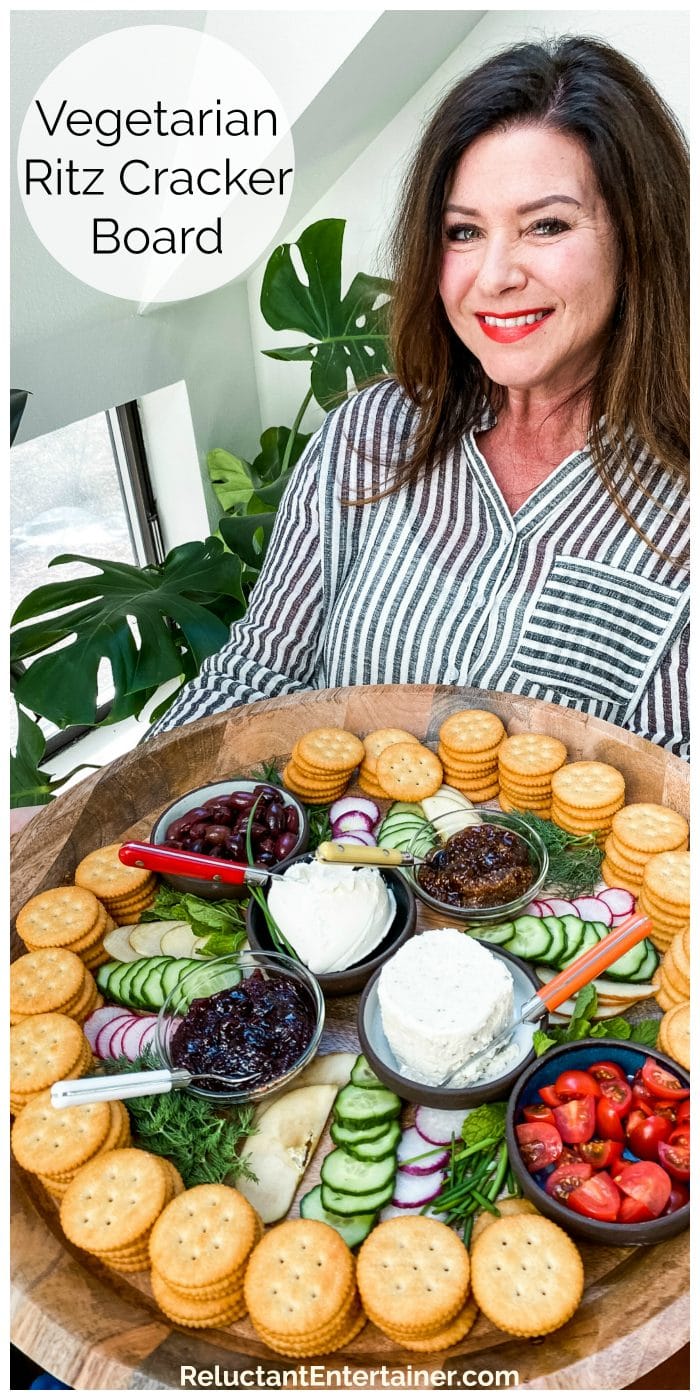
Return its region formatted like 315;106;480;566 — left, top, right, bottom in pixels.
151;780;309;900
405;809;549;923
155;952;325;1104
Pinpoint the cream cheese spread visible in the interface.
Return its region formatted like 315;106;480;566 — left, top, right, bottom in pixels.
267;861;395;975
377;929;520;1086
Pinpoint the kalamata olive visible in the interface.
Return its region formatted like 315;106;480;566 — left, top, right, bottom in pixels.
207;844;223;858
188;822;210;841
189;840;205;853
253;785;279;801
188;806;213;821
265;802;284;835
206;804;233;826
284;806;300;834
203;795;227;808
166;817;192;841
204;824;231;845
228;792;255;811
165;839;184;850
275;831;298;860
250;822;267;842
224;832;246;859
256;850;277;868
258;837;276;855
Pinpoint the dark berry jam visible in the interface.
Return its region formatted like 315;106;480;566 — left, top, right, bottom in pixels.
418;824;534;908
170;969;316;1091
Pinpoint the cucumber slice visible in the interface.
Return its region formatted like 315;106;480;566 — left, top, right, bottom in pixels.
558;922;600;968
141;961;169;1010
334;1084;401;1130
541;916;567;964
627;943;660;983
110;962;148;1008
468;922;514;946
96;961;119;994
386;802;426;817
160;958;188;1000
591;922;612;940
559;915;585;964
350;1054;385;1090
343;1121;400;1162
505;915;552;961
602;939;649;981
321;1180;395;1217
321;1148;396;1196
131;956;169;1008
299;1184;375;1248
330;1119;393;1148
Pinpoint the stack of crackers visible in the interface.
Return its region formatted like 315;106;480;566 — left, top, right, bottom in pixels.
11;1091;131;1200
244;1220;366;1356
356;1217;477;1352
283;729;365;804
75;844;157;927
498;733;567;817
15;886;114;969
550;761;625;843
657;1001;690;1072
602;805;690;898
471;1214;584;1338
374;739;443;802
10;1013;93;1116
358;728;420;798
60;1147;184;1273
638;850;690;952
149;1185;261;1328
10;948;102;1026
438;710;505;801
653;927;690;1010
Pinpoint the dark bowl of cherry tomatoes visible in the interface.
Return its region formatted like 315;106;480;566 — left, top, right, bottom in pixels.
506;1041;690;1244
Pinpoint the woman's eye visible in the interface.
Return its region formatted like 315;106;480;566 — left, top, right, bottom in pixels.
444;223;482;243
530;217;570;236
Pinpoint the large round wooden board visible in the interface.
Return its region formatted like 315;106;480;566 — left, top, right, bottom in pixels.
11;685;690;1390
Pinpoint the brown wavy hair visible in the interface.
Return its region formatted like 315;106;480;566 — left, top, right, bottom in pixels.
385;36;689;545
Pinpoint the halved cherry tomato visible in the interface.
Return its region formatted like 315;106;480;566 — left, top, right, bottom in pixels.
596;1097;626;1142
599;1078;632;1115
516;1122;562;1172
553;1096;596;1144
588;1060;626;1083
579;1138;623;1169
630;1074;657;1112
615;1160;672;1217
618;1196;655;1224
669;1127;690;1149
627;1113;671;1161
559;1145;583;1165
658;1140;690;1183
640;1057;689;1102
539;1084;565;1108
523;1103;555;1124
626;1108;651;1136
568;1171;620;1222
546;1161;593;1202
651;1101;678;1126
663;1183;690;1215
676;1099;691;1124
554;1069;601;1100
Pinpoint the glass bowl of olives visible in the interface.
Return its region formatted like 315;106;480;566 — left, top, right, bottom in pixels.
151;780;309;900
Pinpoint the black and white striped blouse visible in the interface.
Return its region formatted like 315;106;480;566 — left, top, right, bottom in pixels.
153;381;689;757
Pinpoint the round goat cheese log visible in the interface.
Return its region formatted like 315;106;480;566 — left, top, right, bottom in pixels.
267;861;395;974
377;929;518;1086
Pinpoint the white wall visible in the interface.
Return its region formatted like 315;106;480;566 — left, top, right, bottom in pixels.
248;8;689;435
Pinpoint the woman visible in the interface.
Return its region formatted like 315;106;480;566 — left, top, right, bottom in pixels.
152;36;689;756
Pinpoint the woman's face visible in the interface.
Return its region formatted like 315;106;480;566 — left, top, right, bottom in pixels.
439;124;620;402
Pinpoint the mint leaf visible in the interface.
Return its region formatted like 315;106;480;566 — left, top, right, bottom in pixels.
461;1101;508;1146
573;983;598;1022
598;1017;632;1040
533;1029;559;1056
630;1020;659;1047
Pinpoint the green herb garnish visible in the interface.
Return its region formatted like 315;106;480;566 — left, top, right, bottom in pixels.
101;1046;257;1187
140;883;248;954
517;811;603;896
307;804;332;851
532;985;659;1053
427;1102;512;1245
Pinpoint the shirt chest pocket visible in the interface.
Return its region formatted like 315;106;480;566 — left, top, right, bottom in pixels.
508;554;687;722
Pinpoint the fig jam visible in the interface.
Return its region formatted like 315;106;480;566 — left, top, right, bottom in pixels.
418;824;534;908
170;969;316;1091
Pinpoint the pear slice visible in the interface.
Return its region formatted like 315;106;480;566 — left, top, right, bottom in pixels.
236;1083;337;1223
102;925;144;962
254;1053;356;1119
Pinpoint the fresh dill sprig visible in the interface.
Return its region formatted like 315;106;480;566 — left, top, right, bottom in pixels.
306;804;332;850
517;811;603;896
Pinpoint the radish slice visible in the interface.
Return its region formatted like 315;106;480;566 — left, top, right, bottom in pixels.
329;796;381;827
397;1127;450;1176
611;909;637;926
598;887;636;917
380;1203;449;1224
138;1023;158;1054
524;901;544;917
572;897;613;925
545;898;580;918
121;1021;151;1061
329;832;377;848
538;900;554;916
331;811;374;835
414;1105;468;1145
84;1007;131;1053
108;1018;142;1059
392;1167;445;1207
95;1015;133;1059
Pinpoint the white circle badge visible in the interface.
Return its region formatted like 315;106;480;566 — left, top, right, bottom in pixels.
17;25;295;303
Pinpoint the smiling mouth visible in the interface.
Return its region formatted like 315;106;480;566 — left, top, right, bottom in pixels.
476;309;554;328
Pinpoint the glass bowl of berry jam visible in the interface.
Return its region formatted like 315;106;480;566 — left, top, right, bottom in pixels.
155;952;325;1104
405;809;548;924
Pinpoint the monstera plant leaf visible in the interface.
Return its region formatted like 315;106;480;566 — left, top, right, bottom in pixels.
10;539;247;728
218;512;278;571
261;219;393;409
10;706;98;807
208;427;311;515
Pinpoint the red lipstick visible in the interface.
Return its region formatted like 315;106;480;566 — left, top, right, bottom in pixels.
476;309;553;343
